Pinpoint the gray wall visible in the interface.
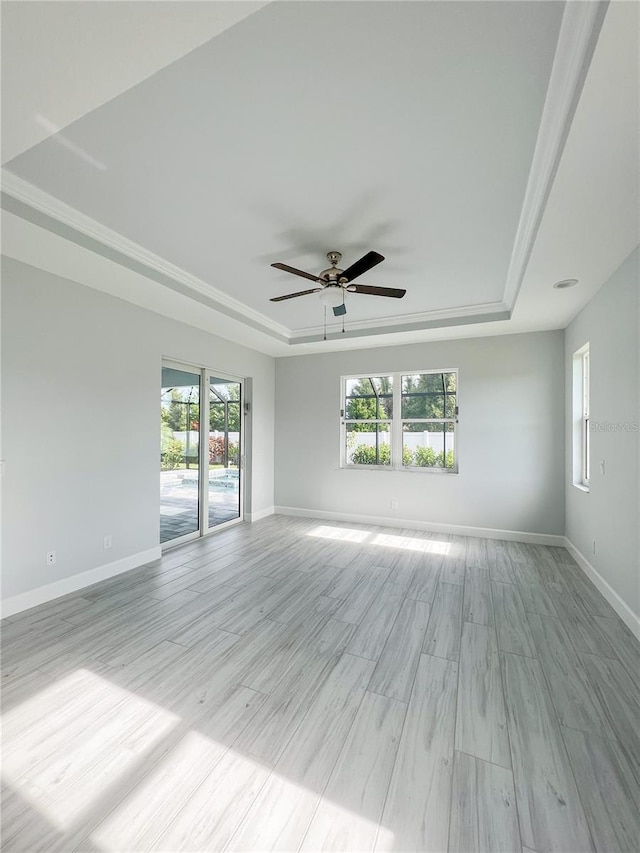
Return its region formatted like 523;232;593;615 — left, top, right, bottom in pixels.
1;257;275;601
275;331;565;536
565;247;640;617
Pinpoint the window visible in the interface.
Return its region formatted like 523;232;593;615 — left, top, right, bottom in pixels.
401;372;457;469
572;344;590;489
343;376;393;466
342;370;458;471
582;349;590;484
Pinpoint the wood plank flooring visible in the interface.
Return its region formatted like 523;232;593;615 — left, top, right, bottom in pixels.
2;514;639;852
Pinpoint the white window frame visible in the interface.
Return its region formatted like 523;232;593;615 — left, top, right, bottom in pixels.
341;374;394;468
582;349;590;486
340;368;459;473
572;344;590;491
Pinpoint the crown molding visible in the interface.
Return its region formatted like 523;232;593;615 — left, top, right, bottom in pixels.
1;169;516;345
0;169;291;340
292;299;509;339
502;0;608;311
290;307;510;345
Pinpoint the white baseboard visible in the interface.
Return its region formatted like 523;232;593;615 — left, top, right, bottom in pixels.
246;506;275;523
274;506;566;546
1;547;161;619
564;538;640;640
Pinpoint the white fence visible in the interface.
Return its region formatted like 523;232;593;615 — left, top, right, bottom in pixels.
349;431;454;455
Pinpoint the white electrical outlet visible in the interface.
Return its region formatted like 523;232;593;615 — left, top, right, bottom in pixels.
391;500;399;511
103;534;112;550
46;551;56;566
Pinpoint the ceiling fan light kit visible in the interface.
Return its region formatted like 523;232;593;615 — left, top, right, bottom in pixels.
319;286;345;308
270;250;407;323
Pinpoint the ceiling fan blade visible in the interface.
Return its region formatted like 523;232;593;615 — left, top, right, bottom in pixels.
271;262;321;283
339;251;385;283
270;288;322;302
348;284;406;299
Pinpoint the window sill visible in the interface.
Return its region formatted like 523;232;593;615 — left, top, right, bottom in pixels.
572;482;590;493
403;466;458;474
342;465;458;474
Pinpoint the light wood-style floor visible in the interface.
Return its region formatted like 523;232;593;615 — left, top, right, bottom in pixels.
2;515;639;852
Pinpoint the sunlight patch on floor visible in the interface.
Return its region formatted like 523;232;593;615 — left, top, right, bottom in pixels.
1;669;179;831
91;730;387;852
301;790;394;851
228;765;381;851
308;525;371;543
3;668;395;851
91;730;228;850
371;532;451;554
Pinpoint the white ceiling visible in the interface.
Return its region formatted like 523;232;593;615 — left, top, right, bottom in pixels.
1;1;638;356
0;1;267;163
515;0;640;328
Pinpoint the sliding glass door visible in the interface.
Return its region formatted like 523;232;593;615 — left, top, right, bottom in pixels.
160;361;243;547
207;376;242;532
160;365;201;544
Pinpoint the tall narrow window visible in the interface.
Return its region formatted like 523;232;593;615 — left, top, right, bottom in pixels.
582;349;590;485
572;344;590;489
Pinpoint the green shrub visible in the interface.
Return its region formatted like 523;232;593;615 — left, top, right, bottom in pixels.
414;446;437;467
413;446;456;468
351;443;391;465
402;445;414;466
161;439;184;469
350;444;455;468
350;444;416;466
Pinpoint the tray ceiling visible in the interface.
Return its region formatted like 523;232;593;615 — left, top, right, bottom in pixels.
1;1;637;354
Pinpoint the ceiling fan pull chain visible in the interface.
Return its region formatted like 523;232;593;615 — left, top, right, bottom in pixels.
323;305;327;341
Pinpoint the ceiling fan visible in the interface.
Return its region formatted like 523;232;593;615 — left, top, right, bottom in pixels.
270;250;406;316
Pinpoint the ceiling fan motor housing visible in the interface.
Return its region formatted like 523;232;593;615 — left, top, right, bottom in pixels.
320;268;344;283
320;251;346;284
